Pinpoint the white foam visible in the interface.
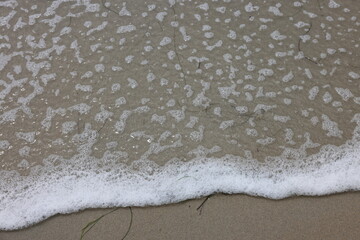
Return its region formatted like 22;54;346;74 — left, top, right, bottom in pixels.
117;25;136;34
197;3;209;11
270;30;287;41
159;36;171;46
1;130;359;230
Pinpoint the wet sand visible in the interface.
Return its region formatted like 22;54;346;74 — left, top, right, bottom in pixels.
1;0;360;238
1;192;360;240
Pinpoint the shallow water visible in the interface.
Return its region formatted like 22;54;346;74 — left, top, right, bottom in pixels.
0;0;359;230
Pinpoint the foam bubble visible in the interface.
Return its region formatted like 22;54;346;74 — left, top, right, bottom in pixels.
1;133;359;230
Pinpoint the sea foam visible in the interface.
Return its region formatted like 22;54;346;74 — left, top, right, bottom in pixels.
1;122;359;230
1;0;360;231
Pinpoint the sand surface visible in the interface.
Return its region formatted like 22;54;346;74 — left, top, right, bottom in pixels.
1;192;360;240
1;0;360;238
1;0;359;171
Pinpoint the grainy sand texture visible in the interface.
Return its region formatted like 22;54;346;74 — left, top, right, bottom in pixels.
1;193;360;240
0;0;359;238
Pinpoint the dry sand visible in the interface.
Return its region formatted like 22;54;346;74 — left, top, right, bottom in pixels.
1;192;360;240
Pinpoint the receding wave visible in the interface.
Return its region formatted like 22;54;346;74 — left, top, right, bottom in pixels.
1;0;360;231
1;122;360;230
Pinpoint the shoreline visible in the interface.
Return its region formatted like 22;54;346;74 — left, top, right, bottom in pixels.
1;192;360;240
1;1;359;239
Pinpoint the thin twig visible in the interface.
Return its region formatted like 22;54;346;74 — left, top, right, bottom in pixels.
305;22;313;34
79;207;133;240
121;207;133;240
298;22;318;65
304;56;319;65
298;22;312;51
67;17;72;27
80;208;120;240
97;119;108;134
196;195;212;215
101;0;119;16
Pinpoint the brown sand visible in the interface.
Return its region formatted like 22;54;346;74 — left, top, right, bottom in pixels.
1;1;360;239
1;192;360;240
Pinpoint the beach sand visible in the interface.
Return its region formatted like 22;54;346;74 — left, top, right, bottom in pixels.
1;0;360;239
1;192;360;240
